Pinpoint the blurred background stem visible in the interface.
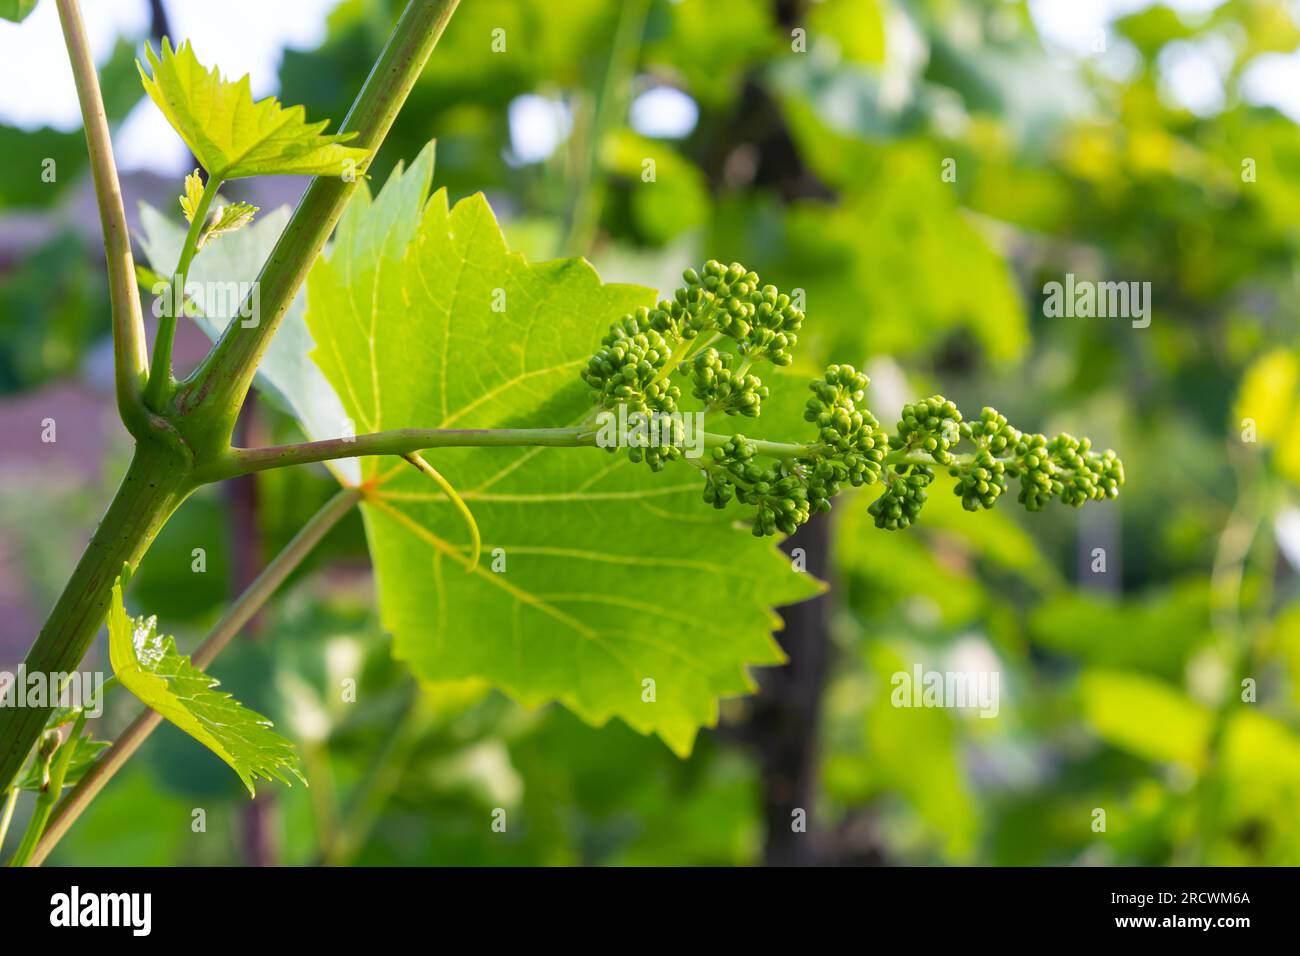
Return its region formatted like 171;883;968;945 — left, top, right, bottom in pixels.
557;0;648;256
1194;453;1280;864
319;677;426;866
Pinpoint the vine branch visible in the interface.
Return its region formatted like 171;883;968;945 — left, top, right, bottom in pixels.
55;0;149;425
0;0;465;797
26;488;363;867
176;0;462;445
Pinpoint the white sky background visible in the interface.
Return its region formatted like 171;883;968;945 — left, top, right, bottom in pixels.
1030;0;1300;118
0;0;1298;175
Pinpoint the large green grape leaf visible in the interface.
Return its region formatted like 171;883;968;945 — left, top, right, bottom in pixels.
107;578;305;795
138;39;370;180
304;165;820;755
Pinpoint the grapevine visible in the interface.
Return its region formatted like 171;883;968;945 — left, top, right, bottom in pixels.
0;0;1129;870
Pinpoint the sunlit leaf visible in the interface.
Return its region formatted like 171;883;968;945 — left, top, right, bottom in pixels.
138;38;370;180
1234;347;1300;482
107;576;305;796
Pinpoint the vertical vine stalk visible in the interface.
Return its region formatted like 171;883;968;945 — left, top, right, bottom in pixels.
53;0;148;424
558;0;649;255
1191;452;1277;865
319;679;426;866
0;786;20;850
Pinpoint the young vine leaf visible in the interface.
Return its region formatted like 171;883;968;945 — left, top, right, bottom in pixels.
107;576;305;795
197;201;259;249
179;168;204;222
138;39;370;180
304;154;819;755
178;167;258;248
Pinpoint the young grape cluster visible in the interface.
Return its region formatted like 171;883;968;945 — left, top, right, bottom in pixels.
883;401;1126;526
580;261;1125;536
1007;431;1124;511
689;348;767;417
702;435;812;537
581;260;803;423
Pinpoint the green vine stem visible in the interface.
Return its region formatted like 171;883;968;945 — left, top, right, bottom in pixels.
175;0;462;449
26;488;362;867
144;172;222;410
8;710;88;867
0;787;18;850
198;426;994;484
318;678;425;866
0;0;459;795
54;0;149;428
202;427;599;481
558;0;649;255
1190;454;1278;864
0;445;193;792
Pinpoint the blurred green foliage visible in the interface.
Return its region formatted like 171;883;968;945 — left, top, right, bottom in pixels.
0;37;142;392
